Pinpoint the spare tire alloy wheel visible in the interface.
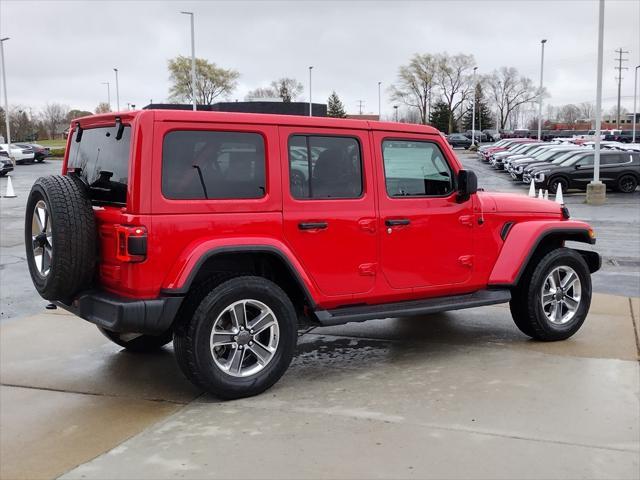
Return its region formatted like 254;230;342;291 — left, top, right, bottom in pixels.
210;299;279;377
31;200;53;278
25;175;96;301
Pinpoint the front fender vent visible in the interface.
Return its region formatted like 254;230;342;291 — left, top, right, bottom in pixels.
500;221;515;241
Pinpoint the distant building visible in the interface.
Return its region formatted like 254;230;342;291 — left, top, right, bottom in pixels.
144;101;327;117
346;114;380;121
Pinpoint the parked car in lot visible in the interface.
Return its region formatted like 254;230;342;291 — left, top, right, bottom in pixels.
525;150;640;193
478;138;533;162
508;147;585;180
482;129;500;142
0;143;35;164
25;110;601;399
0;153;13;176
490;142;543;170
447;133;472;149
465;130;490;143
16;143;50;162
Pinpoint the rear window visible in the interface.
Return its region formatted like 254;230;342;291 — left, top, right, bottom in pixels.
68;126;131;205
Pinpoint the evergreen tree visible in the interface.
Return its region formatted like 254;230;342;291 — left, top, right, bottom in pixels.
462;84;494;131
429;101;453;133
327;91;347;118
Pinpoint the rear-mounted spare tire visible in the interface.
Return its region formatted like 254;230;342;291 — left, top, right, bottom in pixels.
25;175;97;301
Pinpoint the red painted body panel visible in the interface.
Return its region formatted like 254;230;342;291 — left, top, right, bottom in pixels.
60;110;595;312
488;220;593;285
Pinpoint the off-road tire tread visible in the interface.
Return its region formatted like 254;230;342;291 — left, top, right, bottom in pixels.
25;175;96;301
174;276;297;399
511;247;591;341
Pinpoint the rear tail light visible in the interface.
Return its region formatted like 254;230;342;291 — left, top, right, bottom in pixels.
115;225;147;262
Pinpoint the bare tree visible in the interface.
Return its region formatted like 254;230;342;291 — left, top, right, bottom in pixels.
270;78;303;103
245;86;278;100
168;55;239;105
95;102;111;114
389;53;437;124
558;104;581;125
435;53;475;133
577;102;594;121
485;67;541;130
41;103;69;139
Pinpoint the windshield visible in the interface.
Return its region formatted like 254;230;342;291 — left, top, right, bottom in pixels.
559;153;590;166
67;125;131;205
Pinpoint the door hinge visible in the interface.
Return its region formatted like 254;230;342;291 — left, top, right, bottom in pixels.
358;263;377;276
458;255;474;268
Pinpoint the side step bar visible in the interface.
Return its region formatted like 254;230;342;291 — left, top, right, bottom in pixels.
314;289;511;326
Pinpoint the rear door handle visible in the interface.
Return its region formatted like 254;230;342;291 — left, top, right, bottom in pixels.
298;222;328;230
385;218;410;227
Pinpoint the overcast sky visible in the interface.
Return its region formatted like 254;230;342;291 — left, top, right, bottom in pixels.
1;0;639;119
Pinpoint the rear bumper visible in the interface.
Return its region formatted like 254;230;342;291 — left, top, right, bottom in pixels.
55;290;184;334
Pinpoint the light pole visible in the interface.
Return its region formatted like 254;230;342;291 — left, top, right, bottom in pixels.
0;37;13;166
102;81;111;109
587;0;605;205
113;68;120;111
537;39;547;141
471;66;478;146
378;81;382;120
393;105;398;122
181;11;197;111
633;65;639;144
308;66;313;117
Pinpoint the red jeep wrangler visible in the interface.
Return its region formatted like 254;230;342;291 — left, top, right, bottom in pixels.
25;110;600;399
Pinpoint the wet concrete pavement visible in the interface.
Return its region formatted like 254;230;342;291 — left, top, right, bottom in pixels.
0;156;639;479
1;296;638;479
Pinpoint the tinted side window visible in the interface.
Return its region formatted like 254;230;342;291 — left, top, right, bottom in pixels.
601;154;622;165
162;131;265;200
577;154;594;166
382;140;453;197
288;135;362;199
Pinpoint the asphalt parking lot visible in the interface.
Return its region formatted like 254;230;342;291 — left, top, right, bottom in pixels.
1;157;639;479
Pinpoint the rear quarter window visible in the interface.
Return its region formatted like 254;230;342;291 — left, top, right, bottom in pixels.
162;130;266;200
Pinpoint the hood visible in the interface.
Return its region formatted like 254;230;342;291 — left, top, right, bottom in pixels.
477;192;563;215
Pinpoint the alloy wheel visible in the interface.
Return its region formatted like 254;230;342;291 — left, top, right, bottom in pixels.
210;299;280;377
31;200;53;277
541;266;581;325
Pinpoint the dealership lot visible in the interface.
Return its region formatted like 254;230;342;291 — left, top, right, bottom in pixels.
1;159;639;479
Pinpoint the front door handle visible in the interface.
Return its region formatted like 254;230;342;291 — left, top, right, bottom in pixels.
298;222;328;230
385;218;410;227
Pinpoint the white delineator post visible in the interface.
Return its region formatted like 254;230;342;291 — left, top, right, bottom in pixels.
529;179;536;197
555;183;564;204
3;175;16;198
587;0;606;205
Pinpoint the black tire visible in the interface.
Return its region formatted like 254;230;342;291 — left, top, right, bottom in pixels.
98;327;174;353
24;175;96;301
547;176;568;194
510;248;591;341
173;276;297;399
617;174;638;193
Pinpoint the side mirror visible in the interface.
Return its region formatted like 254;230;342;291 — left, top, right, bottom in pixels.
457;169;478;202
574;164;581;170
